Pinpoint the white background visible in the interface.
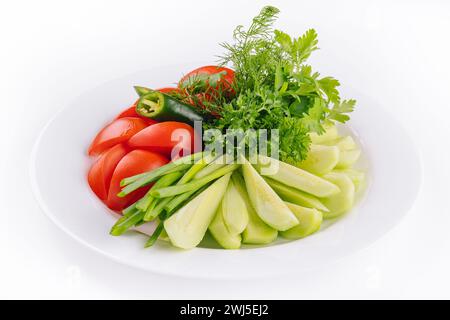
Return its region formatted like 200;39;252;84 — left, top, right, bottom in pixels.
1;0;449;299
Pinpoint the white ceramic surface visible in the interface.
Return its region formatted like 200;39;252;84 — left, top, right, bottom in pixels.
30;64;422;279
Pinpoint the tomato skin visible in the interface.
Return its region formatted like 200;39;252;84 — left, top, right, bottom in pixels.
156;87;182;94
115;100;140;119
128;121;196;159
88;117;148;156
106;150;169;211
178;65;235;96
88;144;129;201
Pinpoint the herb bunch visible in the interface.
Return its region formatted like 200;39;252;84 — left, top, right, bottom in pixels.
185;6;356;163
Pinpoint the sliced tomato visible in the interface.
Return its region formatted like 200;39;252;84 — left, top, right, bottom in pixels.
88;117;148;156
128;121;196;159
178;66;235;96
88;144;129;201
106;150;169;211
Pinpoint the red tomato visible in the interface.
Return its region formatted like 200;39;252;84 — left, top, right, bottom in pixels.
156;87;182;94
178;66;235;96
128;121;195;159
115;100;140;119
106;150;169;211
88;144;129;201
88;117;148;156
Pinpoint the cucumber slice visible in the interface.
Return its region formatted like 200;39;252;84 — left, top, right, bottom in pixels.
221;180;249;235
322;136;356;151
257;155;340;197
242;158;299;231
333;169;365;189
209;203;241;249
321;172;355;219
280;202;323;240
264;177;329;212
297;144;339;175
309;123;338;144
164;173;231;249
232;172;278;245
336;149;361;168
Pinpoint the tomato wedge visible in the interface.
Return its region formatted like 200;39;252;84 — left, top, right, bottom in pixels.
127;121;196;159
88;144;129;201
106;150;169;211
88;117;148;156
178;66;235;96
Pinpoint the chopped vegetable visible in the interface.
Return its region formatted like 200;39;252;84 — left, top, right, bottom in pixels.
136;89;204;125
231;172;278;245
264;177;329;212
221;179;249;235
256;155;340;197
297;144;340;175
280;202;322;240
336;149;361;168
241;157;299;231
88;117;148;156
127;121;196;157
209;203;242;249
164;173;232;249
321;172;355;219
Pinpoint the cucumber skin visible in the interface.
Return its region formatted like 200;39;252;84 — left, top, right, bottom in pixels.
280;202;323;240
209;204;242;249
257;155;341;198
265;177;329;212
321;172;355;219
232;172;278;245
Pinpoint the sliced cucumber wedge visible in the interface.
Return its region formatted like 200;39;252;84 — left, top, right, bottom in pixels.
297;144;340;175
209;203;242;249
264;177;329;212
336;149;361;168
221;180;249;235
164;173;231;249
232;172;278;245
321;172;355;219
322;135;357;151
280;202;323;240
242;157;299;231
309;123;338;144
257;155;340;197
333;169;365;189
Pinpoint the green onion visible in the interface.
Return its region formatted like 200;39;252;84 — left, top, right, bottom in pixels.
163;183;209;214
119;152;203;188
110;209;144;236
135;171;184;211
122;203;137;216
177;153;217;184
193;154;232;179
144;221;164;248
144;197;172;221
151;164;240;198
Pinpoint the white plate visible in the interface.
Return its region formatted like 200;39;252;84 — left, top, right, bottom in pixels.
30;64;422;279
